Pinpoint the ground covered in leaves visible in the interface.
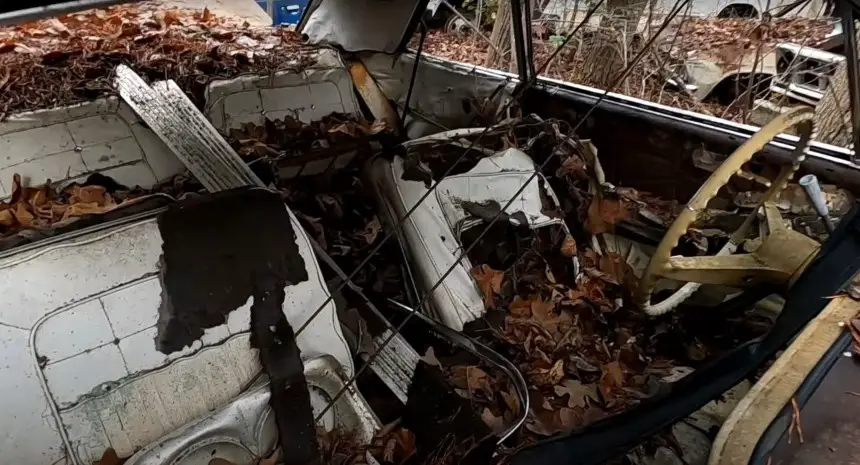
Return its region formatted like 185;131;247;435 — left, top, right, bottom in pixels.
421;16;836;121
0;2;314;116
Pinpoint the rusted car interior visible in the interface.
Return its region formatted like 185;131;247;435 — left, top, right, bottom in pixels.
0;0;859;465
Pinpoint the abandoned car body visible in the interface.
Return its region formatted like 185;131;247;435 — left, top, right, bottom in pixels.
0;0;859;465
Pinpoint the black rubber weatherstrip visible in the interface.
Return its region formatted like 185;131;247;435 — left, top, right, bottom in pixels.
748;332;852;465
510;202;860;465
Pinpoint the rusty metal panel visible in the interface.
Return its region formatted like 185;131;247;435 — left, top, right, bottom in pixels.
349;60;401;131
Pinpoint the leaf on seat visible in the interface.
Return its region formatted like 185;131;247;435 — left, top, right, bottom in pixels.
471;264;504;308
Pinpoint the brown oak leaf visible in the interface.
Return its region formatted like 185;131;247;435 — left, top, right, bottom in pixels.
530;297;555;321
554;379;599;408
481;407;506;434
471;264;504;308
586;197;629;235
509;296;532;317
530;359;565;387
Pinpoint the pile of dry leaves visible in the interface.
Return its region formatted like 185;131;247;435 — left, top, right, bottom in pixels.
0;3;314;116
226;113;405;300
0;172;151;236
284;163;407;301
229;113;388;162
457;224;673;439
400;124;773;444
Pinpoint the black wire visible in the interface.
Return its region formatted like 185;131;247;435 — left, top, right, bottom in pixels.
512;0;605;95
312;0;692;423
401;20;428;133
522;0;536;79
509;0;531;81
292;0;606;341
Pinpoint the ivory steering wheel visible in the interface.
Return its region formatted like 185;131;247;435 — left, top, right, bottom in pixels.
635;107;817;316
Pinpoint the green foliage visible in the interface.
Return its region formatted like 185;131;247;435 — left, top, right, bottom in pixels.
549;34;566;47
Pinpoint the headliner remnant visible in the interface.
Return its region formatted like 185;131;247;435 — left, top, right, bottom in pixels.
299;0;426;53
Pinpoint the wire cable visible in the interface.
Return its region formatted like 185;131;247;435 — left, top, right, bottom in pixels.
401;20;428;132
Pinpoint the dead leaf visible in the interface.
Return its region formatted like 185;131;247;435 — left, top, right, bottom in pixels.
12;203;35;227
603;362;623;385
529;389;554;411
201;7;214;22
44;18;71;36
526;409;559;436
0;209;14;227
561;235;577;257
9;173;23;204
686;339;709;361
509;296;532;317
375;427;416;464
94;448;126;465
30;184;50;207
328;122;363;138
67;185;109;205
598;252;630;286
471;264;504;308
164;9;182;27
383;438;398;462
586;197;629;235
63;202;111;219
788;397;804;444
556;407;580;430
359;216;381;244
369;119;389;134
421;347;441;367
501;389;521;415
554;379;599;408
558;154;586;177
451;365;491;395
530;359;565;387
599;361;624;398
481;407;506;434
530;298;555;321
526;406;580;436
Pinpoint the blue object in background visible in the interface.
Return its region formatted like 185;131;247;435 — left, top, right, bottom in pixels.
256;0;308;25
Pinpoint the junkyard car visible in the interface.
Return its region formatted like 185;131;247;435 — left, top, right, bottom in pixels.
1;0;860;465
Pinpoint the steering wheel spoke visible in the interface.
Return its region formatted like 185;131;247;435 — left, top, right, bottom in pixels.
661;254;790;287
762;201;787;235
